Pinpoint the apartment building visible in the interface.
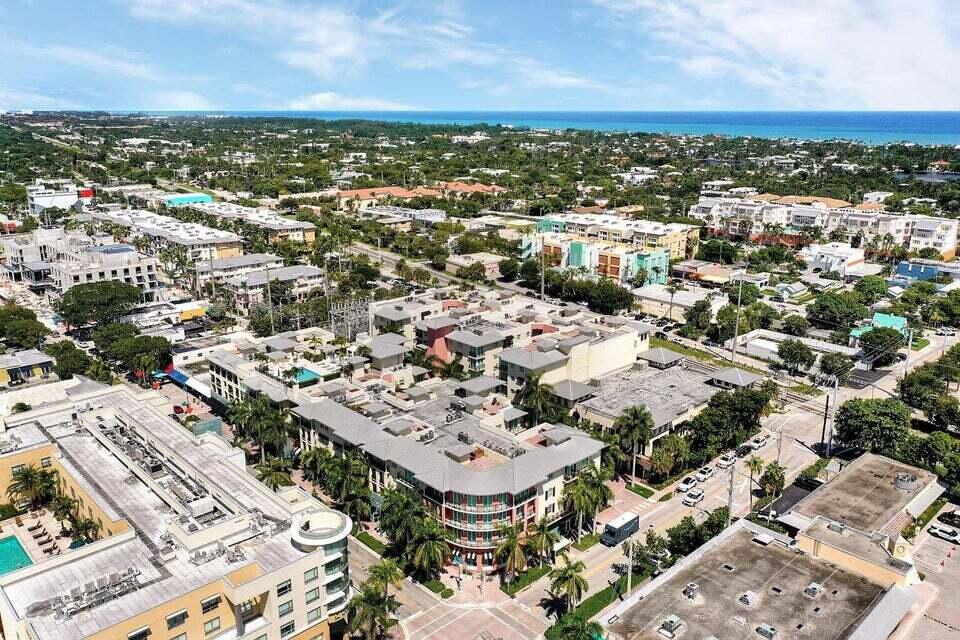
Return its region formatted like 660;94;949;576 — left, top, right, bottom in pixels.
191;202;317;244
445;252;503;279
799;242;865;276
0;383;351;640
194;253;286;288
336;186;440;210
50;244;161;301
90;209;243;265
534;213;699;260
224;265;325;314
521;232;669;285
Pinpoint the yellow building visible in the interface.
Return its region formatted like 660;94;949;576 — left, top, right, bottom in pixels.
0;349;54;386
0;383;351;640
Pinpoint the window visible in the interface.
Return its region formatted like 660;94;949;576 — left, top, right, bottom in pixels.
127;627;151;640
304;567;318;583
166;610;188;630
308;607;322;623
306;587;320;603
238;601;255;620
170;635;186;640
204;618;221;636
277;579;292;596
280;622;296;637
201;595;221;614
278;600;294;617
41;457;52;468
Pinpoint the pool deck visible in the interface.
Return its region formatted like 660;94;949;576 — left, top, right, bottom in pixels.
0;511;70;567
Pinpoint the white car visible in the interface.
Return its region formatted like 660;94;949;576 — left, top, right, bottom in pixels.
749;435;769;450
682;487;705;507
928;523;960;543
717;452;736;469
676;476;698;493
937;328;957;337
696;466;715;482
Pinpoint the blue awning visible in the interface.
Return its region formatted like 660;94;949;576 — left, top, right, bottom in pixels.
168;369;189;385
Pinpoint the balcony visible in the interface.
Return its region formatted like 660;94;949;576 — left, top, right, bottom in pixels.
444;517;508;532
453;537;498;549
290;510;352;553
445;501;512;514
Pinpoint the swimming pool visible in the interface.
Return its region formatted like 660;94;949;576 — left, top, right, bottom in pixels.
0;536;33;575
293;368;321;384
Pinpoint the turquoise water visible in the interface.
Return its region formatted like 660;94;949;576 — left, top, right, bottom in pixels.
126;111;960;145
294;368;320;384
0;536;33;575
165;193;212;206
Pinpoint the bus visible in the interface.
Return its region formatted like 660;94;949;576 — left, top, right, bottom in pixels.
600;511;640;546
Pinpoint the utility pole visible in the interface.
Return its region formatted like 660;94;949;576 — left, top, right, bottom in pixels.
729;278;744;363
820;393;830;453
826;375;839;457
264;265;275;335
726;464;735;528
540;243;545;300
903;327;914;378
626;536;634;596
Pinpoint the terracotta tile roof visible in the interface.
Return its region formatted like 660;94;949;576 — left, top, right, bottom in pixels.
437;181;506;194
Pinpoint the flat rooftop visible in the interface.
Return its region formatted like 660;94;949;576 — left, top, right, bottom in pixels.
578;364;715;427
791;453;939;534
609;526;886;640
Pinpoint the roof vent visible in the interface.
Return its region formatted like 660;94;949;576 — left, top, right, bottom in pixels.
894;472;919;491
659;615;683;637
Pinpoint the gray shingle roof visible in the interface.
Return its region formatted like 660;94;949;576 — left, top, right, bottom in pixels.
550;379;597;402
638;347;684;366
446;329;505;349
457;376;502;396
711;367;763;387
498;347;568;371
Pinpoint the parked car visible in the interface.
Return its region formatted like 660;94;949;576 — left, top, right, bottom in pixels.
793;476;825;492
937;328;957;337
682;487;705;507
736;445;753;458
749;435;769;450
936;510;960;529
696;466;715;482
676;476;698;493
928;523;960;543
655;331;669;340
717;452;736;469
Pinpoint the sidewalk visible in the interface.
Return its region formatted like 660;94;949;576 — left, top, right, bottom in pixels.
437;567;510;606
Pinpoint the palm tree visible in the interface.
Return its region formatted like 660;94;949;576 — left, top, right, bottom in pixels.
515;370;555;425
526;516;560;567
6;464;54;510
562;475;595;542
584;465;613;516
495;523;527;584
666;282;680;320
256;457;293;491
347;582;400;640
615;404;653;482
70;517;101;543
409;518;451;579
746;455;765;513
135;352;157;387
558;617;605;640
379;488;426;550
368;558;405;599
51;495;78;529
85;359;113;383
300;447;332;486
548;554;588;615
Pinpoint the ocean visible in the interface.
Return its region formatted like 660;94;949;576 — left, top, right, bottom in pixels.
128;110;960;145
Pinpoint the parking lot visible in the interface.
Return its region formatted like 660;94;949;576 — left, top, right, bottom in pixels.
909;506;960;640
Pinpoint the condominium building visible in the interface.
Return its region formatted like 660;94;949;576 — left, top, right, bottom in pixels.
534;213;699;260
0;382;351;640
223;265;325;314
521;232;669;285
194;253;286;288
799;242;865;276
90;209;244;264
190;202;317;244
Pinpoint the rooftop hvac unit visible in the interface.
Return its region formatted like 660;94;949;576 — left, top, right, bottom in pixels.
659;615;683;637
683;582;699;599
739;591;758;607
827;521;846;534
756;623;778;639
804;582;823;599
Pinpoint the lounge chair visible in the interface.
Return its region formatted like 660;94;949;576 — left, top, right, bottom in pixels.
14;517;23;527
42;544;58;556
36;534;52;546
26;521;42;532
31;528;48;540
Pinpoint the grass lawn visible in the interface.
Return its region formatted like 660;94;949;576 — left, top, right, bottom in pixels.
544;570;649;640
572;533;600;552
626;483;655;499
500;564;551;596
650;336;767;376
911;338;931;351
791;383;824;397
794;292;818;304
352;527;386;556
658;492;673;502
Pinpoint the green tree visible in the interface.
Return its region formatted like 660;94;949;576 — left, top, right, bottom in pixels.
781;314;810;337
807;291;869;329
746;455;765;512
548;554;588;614
854;275;889;304
255;457;294;491
515;370;556;425
758;461;786;497
898;363;948;410
379;488;427;551
777;339;815;375
455;261;487;282
498;257;520;281
494;523;527;584
615;404;653;481
682;300;713;338
728;282;761;306
6;465;57;510
57;281;142;327
819;352;854;384
368;558;405;599
835;398;911;454
526;516;560;567
347;581;400;640
557;617;605;640
4;318;49;348
409;517;451;579
859;327;905;368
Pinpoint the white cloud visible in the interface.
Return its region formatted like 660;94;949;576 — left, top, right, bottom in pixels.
147;91;213;110
285;92;416;111
128;0;365;79
0;85;75;110
4;41;157;80
592;0;960;109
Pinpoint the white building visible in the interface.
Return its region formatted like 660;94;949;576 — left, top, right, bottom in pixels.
50;244;161;301
863;191;894;204
26;180;93;217
194;253;285;287
190;202;316;243
224;265;325;314
799;242;865;276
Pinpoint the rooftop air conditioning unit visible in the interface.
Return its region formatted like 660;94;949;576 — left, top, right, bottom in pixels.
804;582;823;599
683;582;699;599
756;623;778;639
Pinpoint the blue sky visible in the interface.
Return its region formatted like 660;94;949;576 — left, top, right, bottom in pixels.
2;0;960;111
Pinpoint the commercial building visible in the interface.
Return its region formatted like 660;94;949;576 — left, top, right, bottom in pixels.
90;209;243;265
631;283;724;321
190;202;317;244
336;186;440;210
445;252;503;279
26;180;93;217
50;244;161;302
534;213;699;261
521;232;669;285
0;349;54;386
0;382;352;640
361;205;447;226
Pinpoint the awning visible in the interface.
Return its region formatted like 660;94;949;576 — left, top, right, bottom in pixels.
168;369;189;385
185;377;211;398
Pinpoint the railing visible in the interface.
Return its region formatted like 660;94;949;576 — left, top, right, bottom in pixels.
452;537;498;549
444;518;508;532
444;502;512;514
